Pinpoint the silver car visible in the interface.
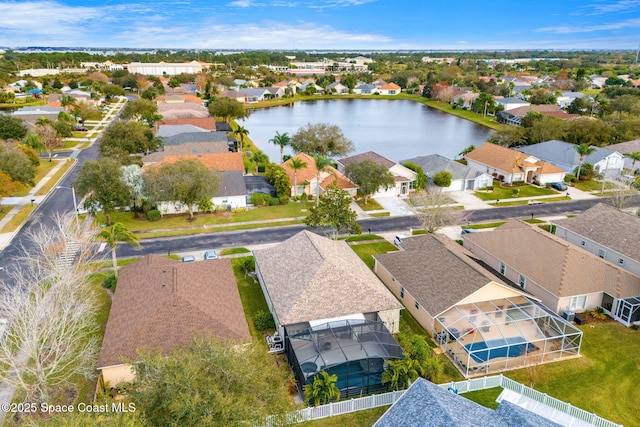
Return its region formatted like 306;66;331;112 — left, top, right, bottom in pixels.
204;250;219;260
182;255;196;263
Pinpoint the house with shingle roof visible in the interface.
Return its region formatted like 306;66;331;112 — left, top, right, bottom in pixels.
552;203;640;278
463;220;640;326
610;139;640;171
465;143;566;185
142;141;229;164
281;152;357;198
97;255;250;385
338;151;417;197
158;152;244;172
374;378;563;427
373;234;582;377
517;140;623;178
253;230;404;398
157;100;209;120
156;124;209;138
402;154;493;191
377;82;401;95
498;105;580;125
158;117;217;131
162;131;229;146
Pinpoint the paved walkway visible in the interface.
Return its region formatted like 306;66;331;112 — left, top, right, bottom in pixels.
375;196;416;216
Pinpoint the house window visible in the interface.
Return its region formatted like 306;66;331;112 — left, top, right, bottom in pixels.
415;301;420;310
518;274;526;289
570;295;587;311
597;249;606;259
618;258;625;266
499;262;506;275
580;240;586;247
400;287;405;299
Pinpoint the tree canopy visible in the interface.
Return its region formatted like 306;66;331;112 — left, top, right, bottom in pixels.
207;97;249;123
305;183;361;239
344;159;395;204
290;123;354;157
74;158;132;225
0;115;28;141
143;158;219;220
0;141;36;186
130;337;294;427
99;120;162;163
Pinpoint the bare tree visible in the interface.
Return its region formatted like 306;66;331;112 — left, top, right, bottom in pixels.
412;187;466;233
0;215;100;404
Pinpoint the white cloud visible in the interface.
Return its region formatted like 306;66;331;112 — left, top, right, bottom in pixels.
536;17;640;33
586;0;640;14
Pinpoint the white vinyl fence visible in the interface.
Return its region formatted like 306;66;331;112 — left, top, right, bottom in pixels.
266;375;623;427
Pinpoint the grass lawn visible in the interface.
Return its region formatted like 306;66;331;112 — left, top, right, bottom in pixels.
355;198;384;211
502;321;640;426
343;234;384;242
350;241;397;269
462;221;506;230
369;212;390;217
219;247;251;255
572;179;617;192
412;229;427;235
35;159;74;196
523;218;545;224
474;185;556;201
0;205;15;223
231;256;270;340
13;160;58;197
97;203;309;232
0;204;35;233
463;387;502;410
135;219;305;239
300;406;389;426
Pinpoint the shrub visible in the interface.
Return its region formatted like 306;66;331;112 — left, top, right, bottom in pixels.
197;197;214;213
103;274;117;292
231;207;246;213
512;188;520;197
146;209;161;221
251;192;271;206
300;192;308;202
269;196;280;206
590;306;607;320
254;310;275;331
564;173;577;183
432;171;452;188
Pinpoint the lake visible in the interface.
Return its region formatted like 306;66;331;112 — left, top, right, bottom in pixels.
240;99;494;163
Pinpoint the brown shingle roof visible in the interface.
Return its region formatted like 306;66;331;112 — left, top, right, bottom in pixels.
253;231;402;326
158;152;244;172
552;203;640;262
97;255;250;368
142;142;229;164
374;234;505;316
463;220;640;299
338;151;396;169
159;117;217;131
465;143;565;175
281;153;357;191
610;139;640;155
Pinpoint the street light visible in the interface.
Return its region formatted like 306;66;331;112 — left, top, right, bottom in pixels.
56;185;79;229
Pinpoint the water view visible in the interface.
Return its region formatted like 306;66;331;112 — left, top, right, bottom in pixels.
241;99;494;163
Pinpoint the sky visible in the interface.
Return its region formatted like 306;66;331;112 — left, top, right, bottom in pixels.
1;0;640;50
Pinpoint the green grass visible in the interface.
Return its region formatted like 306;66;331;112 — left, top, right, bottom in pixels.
355;198;384;211
502;322;639;426
300;406;389;426
231;256;270;340
219;247;252;255
369;212;390;217
463;388;502;410
135;219;305;239
0;205;15;222
35;159;74;196
572;179;617;192
350;242;398;269
96;203;309;233
474;185;557;201
0;204;35;233
343;234;384;242
462;221;506;230
412;229;427;235
523;218;545;224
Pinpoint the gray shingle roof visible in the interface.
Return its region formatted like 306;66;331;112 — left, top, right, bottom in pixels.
215;170;246;197
253;231;402;326
374;234;502;316
163;131;229;146
375;378;563;427
156;124;208;138
517;140;616;172
552;203;640;262
338;151;396;169
610;139;640;154
402;154;485;180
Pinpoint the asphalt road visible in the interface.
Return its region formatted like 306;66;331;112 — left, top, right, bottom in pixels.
116;195;640;258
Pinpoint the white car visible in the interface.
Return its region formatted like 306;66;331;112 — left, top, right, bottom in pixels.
204;250;219;260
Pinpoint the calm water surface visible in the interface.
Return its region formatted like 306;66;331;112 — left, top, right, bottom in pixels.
241;99;493;163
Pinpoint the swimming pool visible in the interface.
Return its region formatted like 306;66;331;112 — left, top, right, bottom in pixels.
465;337;538;363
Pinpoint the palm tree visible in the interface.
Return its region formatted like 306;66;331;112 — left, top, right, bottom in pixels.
60;95;76;111
251;150;268;174
625;152;640;174
97;222;140;279
382;356;423;391
458;144;476;158
269;131;291;164
313;154;333;206
575;143;597;181
289;157;308;198
234;125;249;154
303;371;340;406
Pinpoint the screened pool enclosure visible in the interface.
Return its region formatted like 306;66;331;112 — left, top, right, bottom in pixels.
434;296;582;377
285;317;403;399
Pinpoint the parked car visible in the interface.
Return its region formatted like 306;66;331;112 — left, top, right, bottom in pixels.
204;250;219;260
75;125;88;132
181;255;196;263
461;228;478;234
550;182;568;191
393;234;407;246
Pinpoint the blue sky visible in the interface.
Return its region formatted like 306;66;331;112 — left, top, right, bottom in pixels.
1;0;640;49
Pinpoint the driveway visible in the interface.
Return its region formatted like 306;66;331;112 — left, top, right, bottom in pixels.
375;196;415;216
448;190;494;210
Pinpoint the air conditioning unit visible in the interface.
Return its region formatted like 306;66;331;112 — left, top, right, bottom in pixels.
562;310;575;322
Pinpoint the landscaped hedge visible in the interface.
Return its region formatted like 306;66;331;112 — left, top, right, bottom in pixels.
254;310;276;331
146;209;161;221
